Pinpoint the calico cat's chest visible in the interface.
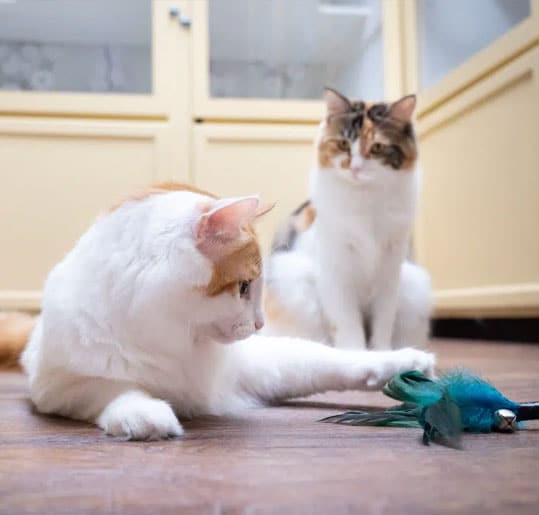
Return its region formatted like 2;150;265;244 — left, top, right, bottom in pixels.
315;190;412;250
311;168;416;234
311;190;413;289
315;219;389;280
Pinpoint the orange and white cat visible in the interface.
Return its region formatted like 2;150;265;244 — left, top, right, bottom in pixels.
265;88;432;350
1;183;434;440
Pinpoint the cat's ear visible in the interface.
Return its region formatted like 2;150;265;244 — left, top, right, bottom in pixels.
390;94;416;122
196;196;259;243
255;201;275;219
324;87;351;117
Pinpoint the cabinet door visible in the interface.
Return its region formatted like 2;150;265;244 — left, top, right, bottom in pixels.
191;0;395;121
413;0;539;316
0;1;192;309
0;0;191;119
191;123;318;252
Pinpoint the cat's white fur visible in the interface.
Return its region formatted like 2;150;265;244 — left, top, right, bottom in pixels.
22;189;434;440
265;94;432;350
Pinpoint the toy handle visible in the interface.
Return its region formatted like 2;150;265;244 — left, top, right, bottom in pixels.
517;402;539;421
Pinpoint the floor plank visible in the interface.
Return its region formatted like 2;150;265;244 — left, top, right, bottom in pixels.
1;340;538;515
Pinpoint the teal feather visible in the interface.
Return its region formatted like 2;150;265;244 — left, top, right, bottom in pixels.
438;370;518;432
382;370;443;405
322;369;523;448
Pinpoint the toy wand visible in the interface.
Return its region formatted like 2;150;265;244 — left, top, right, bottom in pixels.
322;369;539;448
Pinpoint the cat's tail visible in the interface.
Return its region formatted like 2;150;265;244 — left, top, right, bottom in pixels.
0;312;37;369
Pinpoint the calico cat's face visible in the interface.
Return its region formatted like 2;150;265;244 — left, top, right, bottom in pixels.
317;88;418;183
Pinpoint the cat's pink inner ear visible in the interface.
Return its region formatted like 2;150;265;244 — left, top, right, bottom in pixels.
324;87;351;117
196;196;259;243
390;94;416;122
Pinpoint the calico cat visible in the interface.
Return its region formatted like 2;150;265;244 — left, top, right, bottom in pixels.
0;183;434;440
265;88;432;350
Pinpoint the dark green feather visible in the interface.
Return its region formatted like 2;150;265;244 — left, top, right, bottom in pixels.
321;404;421;428
420;394;462;448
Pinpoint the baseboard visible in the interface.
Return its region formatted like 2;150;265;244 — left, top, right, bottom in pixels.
434;283;539;318
433;318;539;343
0;291;42;311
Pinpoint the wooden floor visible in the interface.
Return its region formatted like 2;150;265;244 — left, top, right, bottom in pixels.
1;339;538;515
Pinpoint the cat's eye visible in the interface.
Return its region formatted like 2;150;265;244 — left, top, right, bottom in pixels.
239;280;251;298
370;143;384;155
337;139;350;152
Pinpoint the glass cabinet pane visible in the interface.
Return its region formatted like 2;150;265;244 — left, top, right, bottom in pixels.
0;0;152;94
209;0;384;100
417;0;530;90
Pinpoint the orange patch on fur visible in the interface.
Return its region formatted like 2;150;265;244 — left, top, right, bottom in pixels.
318;138;342;169
0;312;36;369
360;117;376;158
109;181;218;212
295;205;316;231
206;229;262;296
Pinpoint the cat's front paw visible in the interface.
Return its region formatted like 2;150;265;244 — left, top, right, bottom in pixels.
366;348;436;389
98;392;183;441
394;347;436;377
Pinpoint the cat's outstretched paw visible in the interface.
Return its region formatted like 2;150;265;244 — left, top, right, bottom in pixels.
98;392;183;441
365;348;436;389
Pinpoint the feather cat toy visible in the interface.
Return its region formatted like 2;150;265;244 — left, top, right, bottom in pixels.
322;369;539;448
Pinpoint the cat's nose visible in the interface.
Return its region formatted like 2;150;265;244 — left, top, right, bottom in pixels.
255;320;264;331
350;155;363;173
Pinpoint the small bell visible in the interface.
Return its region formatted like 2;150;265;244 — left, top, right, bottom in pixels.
494;409;517;432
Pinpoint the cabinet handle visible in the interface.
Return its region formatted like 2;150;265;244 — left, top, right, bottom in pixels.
169;6;191;29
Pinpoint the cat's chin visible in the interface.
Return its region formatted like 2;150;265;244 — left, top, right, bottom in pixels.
219;330;257;345
213;334;253;345
197;324;256;345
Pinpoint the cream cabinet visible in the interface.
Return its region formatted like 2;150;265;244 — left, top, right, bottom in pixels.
415;48;539;317
1;0;538;318
0;118;179;309
0;0;192;309
1;0;397;309
413;0;539;316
